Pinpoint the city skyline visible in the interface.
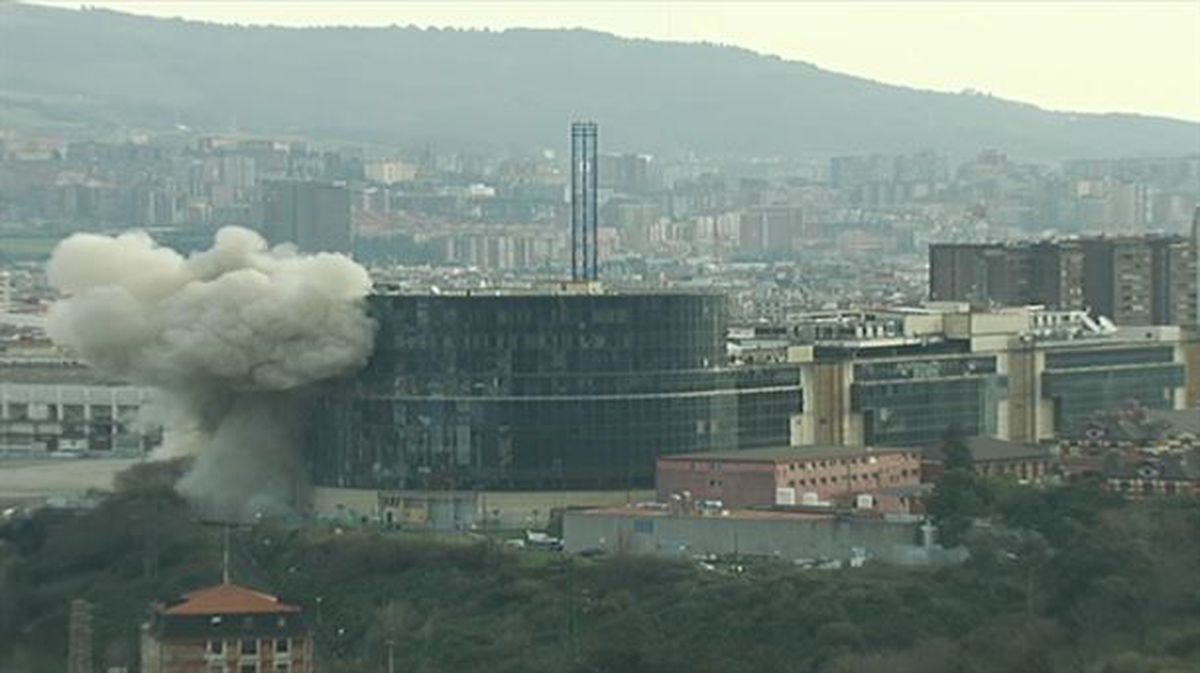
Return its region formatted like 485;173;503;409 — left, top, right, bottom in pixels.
29;0;1200;123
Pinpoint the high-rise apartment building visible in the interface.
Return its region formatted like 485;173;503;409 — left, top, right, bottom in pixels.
1079;237;1154;325
929;242;1085;310
1081;236;1197;326
260;179;353;254
1151;236;1198;327
931;235;1198;327
599;152;653;194
738;205;808;254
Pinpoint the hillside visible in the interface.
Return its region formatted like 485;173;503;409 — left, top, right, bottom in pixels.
1;469;1199;672
2;3;1197;160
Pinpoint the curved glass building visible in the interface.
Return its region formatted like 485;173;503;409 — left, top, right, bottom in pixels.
307;290;801;490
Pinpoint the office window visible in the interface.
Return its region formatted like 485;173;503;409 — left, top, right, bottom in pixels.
274;664;291;673
275;638;290;653
241;639;259;655
207;639;224;654
240;664;258;673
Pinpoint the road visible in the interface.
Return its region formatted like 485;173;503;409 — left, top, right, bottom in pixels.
0;456;140;503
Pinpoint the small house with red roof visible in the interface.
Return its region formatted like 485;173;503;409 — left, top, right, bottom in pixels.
140;582;314;673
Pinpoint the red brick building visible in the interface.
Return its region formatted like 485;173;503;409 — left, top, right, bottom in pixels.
140;583;314;673
655;445;922;509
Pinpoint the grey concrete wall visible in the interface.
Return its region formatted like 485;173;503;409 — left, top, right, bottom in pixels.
563;511;952;566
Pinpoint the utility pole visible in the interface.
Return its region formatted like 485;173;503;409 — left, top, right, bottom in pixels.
387;638;396;673
222;523;231;584
66;599;92;673
566;558;577;661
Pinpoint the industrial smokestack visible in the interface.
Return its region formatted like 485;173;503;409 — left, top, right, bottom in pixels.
570;121;599;282
45;226;376;519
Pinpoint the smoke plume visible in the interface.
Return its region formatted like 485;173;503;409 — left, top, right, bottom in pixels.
45;226;375;519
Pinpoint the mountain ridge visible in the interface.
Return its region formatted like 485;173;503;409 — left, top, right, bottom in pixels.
2;2;1198;160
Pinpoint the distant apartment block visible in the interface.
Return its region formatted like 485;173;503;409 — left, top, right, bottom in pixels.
930;241;1085;310
260;179;353;254
363;159;418;185
599;153;654;195
930;235;1198;327
738;205;808;253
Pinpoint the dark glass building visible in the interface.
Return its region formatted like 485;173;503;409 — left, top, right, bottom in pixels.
1042;344;1187;433
850;353;1009;446
307;290;801;490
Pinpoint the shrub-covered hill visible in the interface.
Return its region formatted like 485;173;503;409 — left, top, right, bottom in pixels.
1;479;1198;672
3;3;1198;160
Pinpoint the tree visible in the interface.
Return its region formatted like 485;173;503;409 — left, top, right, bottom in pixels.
939;424;973;472
928;470;992;547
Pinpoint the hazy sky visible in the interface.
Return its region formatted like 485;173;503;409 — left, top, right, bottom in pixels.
38;1;1200;122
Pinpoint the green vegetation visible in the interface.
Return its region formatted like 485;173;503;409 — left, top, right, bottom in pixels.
1;473;1198;672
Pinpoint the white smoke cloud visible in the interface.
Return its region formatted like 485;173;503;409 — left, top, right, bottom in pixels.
45;226;376;519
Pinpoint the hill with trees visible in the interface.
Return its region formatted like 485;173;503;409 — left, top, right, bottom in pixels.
1;465;1198;672
2;3;1198;160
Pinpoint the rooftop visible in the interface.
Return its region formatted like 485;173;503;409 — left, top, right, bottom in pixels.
0;359;130;386
923;436;1050;463
370;282;720;298
574;505;834;521
660;445;913;464
161;582;300;616
1147;409;1200;436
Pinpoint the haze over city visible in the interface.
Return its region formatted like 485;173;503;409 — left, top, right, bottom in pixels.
1;2;1199;672
32;0;1200;122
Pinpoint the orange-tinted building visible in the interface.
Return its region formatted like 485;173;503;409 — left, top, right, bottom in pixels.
140;583;314;673
655;445;921;509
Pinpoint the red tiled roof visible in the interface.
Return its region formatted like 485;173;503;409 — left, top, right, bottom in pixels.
162;583;300;616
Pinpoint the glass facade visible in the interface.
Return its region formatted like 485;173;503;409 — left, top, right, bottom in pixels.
1042;346;1185;433
307;293;801;490
850;355;1008;447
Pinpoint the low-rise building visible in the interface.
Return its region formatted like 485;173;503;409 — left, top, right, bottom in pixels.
140;583;314;673
743;303;1190;447
655;445;921;509
921;436;1052;483
562;505;960;566
0;356;159;455
1103;450;1200;498
1059;406;1200;498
